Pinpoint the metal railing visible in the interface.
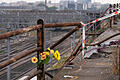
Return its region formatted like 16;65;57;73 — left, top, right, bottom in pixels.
0;3;120;80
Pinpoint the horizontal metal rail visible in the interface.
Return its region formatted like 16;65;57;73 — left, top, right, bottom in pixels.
0;22;82;40
0;3;119;80
53;11;120;79
49;25;82;49
86;32;120;46
47;18;109;79
0;25;83;69
0;47;41;69
23;5;115;79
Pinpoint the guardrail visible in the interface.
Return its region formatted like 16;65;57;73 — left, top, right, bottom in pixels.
0;3;120;80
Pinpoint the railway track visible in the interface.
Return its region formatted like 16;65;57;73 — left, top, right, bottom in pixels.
0;37;37;55
0;39;72;80
0;31;74;80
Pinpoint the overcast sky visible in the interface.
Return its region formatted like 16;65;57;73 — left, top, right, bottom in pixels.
0;0;120;4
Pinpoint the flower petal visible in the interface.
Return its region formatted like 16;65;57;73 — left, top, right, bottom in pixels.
45;51;50;56
41;55;46;60
50;50;54;54
31;57;38;63
47;48;50;51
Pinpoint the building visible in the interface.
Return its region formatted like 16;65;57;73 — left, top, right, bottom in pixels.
76;3;83;10
59;0;68;10
68;0;75;10
59;0;75;10
47;1;59;10
76;0;92;10
77;0;91;3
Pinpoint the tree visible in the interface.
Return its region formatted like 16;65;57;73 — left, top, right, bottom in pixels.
47;6;58;10
37;3;45;7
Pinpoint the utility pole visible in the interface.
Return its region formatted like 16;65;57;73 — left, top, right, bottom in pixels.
7;23;11;80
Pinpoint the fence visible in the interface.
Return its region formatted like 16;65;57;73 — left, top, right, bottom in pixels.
0;3;120;80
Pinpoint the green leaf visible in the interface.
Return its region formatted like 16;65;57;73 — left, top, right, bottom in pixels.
36;60;42;66
42;56;50;64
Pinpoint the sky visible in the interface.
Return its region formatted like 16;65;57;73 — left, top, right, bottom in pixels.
0;0;120;4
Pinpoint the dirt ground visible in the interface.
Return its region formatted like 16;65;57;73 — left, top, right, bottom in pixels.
53;53;119;80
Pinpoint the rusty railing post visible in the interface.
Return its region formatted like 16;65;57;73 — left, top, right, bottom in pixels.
109;4;112;28
113;4;117;25
37;19;45;80
119;3;120;19
117;46;120;75
116;3;119;21
118;46;120;75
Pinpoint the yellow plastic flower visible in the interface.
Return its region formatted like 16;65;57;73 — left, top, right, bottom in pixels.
50;50;54;54
31;57;38;63
53;53;57;59
41;55;46;60
53;50;61;61
44;51;50;56
47;48;50;51
47;48;54;54
40;52;46;56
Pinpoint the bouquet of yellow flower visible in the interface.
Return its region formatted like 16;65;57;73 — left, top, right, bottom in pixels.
31;48;61;67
